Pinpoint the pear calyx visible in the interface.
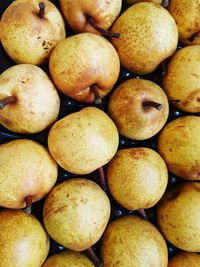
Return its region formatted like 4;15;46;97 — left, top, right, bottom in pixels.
24;195;33;215
162;0;169;8
0;96;17;109
38;2;46;18
143;101;163;110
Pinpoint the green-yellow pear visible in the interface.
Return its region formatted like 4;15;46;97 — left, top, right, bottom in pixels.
157;116;200;180
49;33;120;103
0;209;50;267
100;215;168;267
163;45;200;113
42;250;94;267
0;0;66;65
43;178;111;251
157;182;200;252
168;0;200;45
168;252;200;267
111;2;178;74
108;78;169;140
0;64;60;134
107;147;168;210
0;139;58;209
60;0;122;35
48;107;119;174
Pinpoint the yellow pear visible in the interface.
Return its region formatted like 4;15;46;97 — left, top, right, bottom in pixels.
0;0;66;65
111;2;178;74
157;182;200;252
100;215;168;267
0;209;50;267
48;107;119;174
49;33;120;103
107;147;168;210
0;64;60;134
0;139;58;209
168;252;200;267
43;178;111;251
157;116;200;180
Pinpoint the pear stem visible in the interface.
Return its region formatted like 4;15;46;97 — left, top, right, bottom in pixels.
38;2;46;18
98;166;107;191
24;195;33;215
143;101;162;110
162;0;169;7
0;96;17;109
137;208;148;220
86;247;103;267
87;16;120;39
91;86;102;104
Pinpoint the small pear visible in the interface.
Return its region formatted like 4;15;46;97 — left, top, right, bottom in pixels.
48;106;119;174
111;2;178;74
157;182;200;252
0;209;50;267
43;178;111;251
157;116;200;180
100;215;168;267
168;252;200;267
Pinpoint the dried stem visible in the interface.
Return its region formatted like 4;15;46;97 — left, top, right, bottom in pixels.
24;195;33;215
0;96;17;109
91;86;102;105
137;208;148;220
38;2;46;18
98;166;108;191
86;247;103;267
143;101;162;110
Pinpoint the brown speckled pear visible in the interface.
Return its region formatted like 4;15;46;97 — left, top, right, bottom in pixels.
0;64;60;134
48;107;119;174
125;0;163;5
168;252;200;267
163;45;200;113
111;2;178;74
60;0;122;34
0;209;50;267
43;250;94;267
43;178;111;251
0;0;65;65
108;78;169;140
0;139;58;209
107;147;168;210
100;215;168;267
158;116;200;180
157;182;200;252
49;33;120;103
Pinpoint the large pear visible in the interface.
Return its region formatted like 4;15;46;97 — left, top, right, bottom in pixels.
48;107;119;174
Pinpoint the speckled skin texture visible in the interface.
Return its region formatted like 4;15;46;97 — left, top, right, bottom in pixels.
0;64;60;134
157;182;200;252
59;0;122;33
157;116;200;180
43;250;95;266
0;139;58;209
107;147;168;210
49;33;120;102
125;0;162;4
43;178;111;251
100;215;168;267
48;107;119;174
0;209;50;267
111;2;178;74
168;252;200;267
108;78;169;140
163;45;200;113
168;0;200;45
0;0;66;65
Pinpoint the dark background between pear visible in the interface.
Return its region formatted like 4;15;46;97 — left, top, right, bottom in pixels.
0;0;198;259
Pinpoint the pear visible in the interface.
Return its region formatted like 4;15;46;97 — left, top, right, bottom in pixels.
100;215;168;267
162;45;200;113
0;0;66;65
168;252;200;267
111;2;178;74
157;182;200;252
0;209;50;267
0;64;60;134
168;0;200;45
107;147;168;210
43;250;94;266
59;0;122;37
43;178;111;251
108;78;169;140
48;106;119;174
49;33;120;103
0;139;58;210
157;116;200;180
125;0;163;5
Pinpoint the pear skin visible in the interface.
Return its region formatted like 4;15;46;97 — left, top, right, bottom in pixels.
125;0;163;4
168;252;200;267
